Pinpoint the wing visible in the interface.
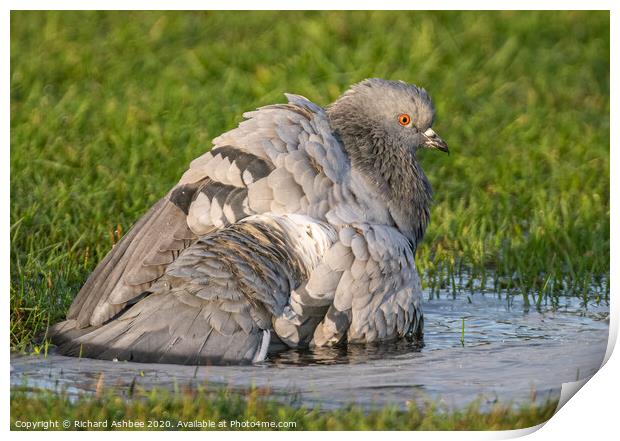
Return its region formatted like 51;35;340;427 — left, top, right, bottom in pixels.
56;214;336;364
63;93;344;329
66;194;199;328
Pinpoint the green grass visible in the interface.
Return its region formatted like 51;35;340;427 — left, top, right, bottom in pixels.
10;386;558;431
11;11;609;350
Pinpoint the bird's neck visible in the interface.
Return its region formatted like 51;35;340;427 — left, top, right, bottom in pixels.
337;133;432;246
376;146;433;247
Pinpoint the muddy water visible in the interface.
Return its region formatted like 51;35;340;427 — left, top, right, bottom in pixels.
11;293;609;410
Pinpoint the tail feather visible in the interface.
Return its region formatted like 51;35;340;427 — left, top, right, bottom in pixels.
57;292;264;365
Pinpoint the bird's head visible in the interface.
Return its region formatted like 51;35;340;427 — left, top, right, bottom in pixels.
326;78;448;159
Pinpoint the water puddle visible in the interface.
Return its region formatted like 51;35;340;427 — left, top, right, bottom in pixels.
11;292;610;410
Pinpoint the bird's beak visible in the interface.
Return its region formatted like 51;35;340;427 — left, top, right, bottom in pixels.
422;128;449;154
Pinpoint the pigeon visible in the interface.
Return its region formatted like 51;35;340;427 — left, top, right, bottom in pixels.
49;78;449;365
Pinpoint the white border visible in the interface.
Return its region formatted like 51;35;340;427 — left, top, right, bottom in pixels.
4;2;616;440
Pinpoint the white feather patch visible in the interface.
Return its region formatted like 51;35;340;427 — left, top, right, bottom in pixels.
252;330;271;363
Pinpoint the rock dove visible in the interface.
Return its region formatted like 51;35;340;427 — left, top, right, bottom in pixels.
49;78;449;365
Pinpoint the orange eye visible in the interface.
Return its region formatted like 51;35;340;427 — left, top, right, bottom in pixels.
398;113;412;126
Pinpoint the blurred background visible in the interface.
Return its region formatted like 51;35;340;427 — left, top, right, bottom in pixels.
10;11;609;349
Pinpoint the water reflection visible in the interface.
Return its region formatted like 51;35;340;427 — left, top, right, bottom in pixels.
269;339;425;366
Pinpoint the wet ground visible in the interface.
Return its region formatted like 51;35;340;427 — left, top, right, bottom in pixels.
11;292;609;410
